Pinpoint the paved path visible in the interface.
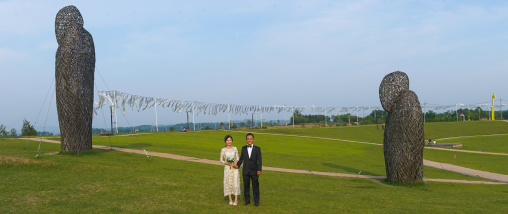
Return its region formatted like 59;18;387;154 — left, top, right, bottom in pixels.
423;146;508;156
429;133;508;156
435;133;508;141
16;137;506;184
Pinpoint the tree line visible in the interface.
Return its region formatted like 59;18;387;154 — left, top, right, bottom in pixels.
5;108;506;136
289;109;508;125
0;119;37;137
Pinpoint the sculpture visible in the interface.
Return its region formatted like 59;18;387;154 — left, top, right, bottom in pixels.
55;6;95;154
379;71;424;183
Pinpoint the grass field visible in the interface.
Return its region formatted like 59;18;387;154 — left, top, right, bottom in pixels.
2;121;507;213
70;121;508;177
1;139;507;213
80;131;487;180
236;121;508;175
245;120;508;145
439;134;508;154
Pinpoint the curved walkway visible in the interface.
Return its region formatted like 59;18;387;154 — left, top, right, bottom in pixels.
16;137;507;184
435;133;508;141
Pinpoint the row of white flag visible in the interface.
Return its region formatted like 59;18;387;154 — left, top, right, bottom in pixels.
95;90;507;116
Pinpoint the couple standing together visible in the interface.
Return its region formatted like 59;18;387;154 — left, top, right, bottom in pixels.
220;133;262;206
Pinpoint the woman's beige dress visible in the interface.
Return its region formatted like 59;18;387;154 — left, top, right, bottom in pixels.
220;147;240;196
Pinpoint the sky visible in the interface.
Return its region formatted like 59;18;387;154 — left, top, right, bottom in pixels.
1;0;507;134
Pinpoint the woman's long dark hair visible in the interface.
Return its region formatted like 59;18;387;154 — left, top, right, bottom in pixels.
224;135;233;147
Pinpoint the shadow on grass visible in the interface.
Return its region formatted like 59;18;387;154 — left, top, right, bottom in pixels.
59;149;112;156
382;179;427;188
323;162;380;176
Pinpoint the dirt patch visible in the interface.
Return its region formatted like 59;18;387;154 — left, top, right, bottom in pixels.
0;156;39;165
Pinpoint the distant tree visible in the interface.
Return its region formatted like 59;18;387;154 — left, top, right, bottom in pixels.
247;120;252;127
360;115;375;125
170;127;175;131
10;128;17;137
21;119;37;136
37;131;53;136
289;110;309;124
240;122;246;128
0;124;8;136
425;110;437;122
369;110;387;123
220;122;224;129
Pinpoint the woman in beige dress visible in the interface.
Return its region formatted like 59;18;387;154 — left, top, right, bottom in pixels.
220;135;240;205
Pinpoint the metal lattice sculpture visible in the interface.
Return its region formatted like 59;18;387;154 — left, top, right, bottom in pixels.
379;71;424;183
55;6;95;154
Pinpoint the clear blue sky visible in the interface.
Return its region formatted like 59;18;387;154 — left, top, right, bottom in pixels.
1;0;507;133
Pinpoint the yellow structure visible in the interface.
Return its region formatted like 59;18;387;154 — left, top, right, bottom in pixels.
491;93;496;120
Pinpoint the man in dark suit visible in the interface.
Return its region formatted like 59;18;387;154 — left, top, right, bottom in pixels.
233;133;262;206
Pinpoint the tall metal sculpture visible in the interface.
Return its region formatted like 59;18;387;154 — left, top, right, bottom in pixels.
55;6;95;154
379;71;424;183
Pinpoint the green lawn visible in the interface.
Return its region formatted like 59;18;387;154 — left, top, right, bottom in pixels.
232;121;508;175
79;131;492;180
1;139;507;213
245;120;508;146
424;121;508;140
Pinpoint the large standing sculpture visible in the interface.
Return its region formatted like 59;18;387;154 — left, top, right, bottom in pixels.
379;71;424;183
55;6;95;154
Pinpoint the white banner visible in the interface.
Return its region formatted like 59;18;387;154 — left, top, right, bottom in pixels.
95;90;507;116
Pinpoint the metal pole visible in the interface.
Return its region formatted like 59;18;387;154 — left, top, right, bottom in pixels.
284;106;287;128
114;108;118;133
292;107;294;128
114;91;118;133
154;99;158;132
356;108;359;124
325;107;328;127
260;106;263;129
228;104;231;130
186;112;190;130
423;101;426;123
110;106;113;134
192;105;195;131
456;104;458;122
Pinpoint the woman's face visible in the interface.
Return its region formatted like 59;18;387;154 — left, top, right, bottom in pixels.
226;137;233;146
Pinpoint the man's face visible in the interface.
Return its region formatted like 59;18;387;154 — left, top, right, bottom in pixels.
246;135;254;145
